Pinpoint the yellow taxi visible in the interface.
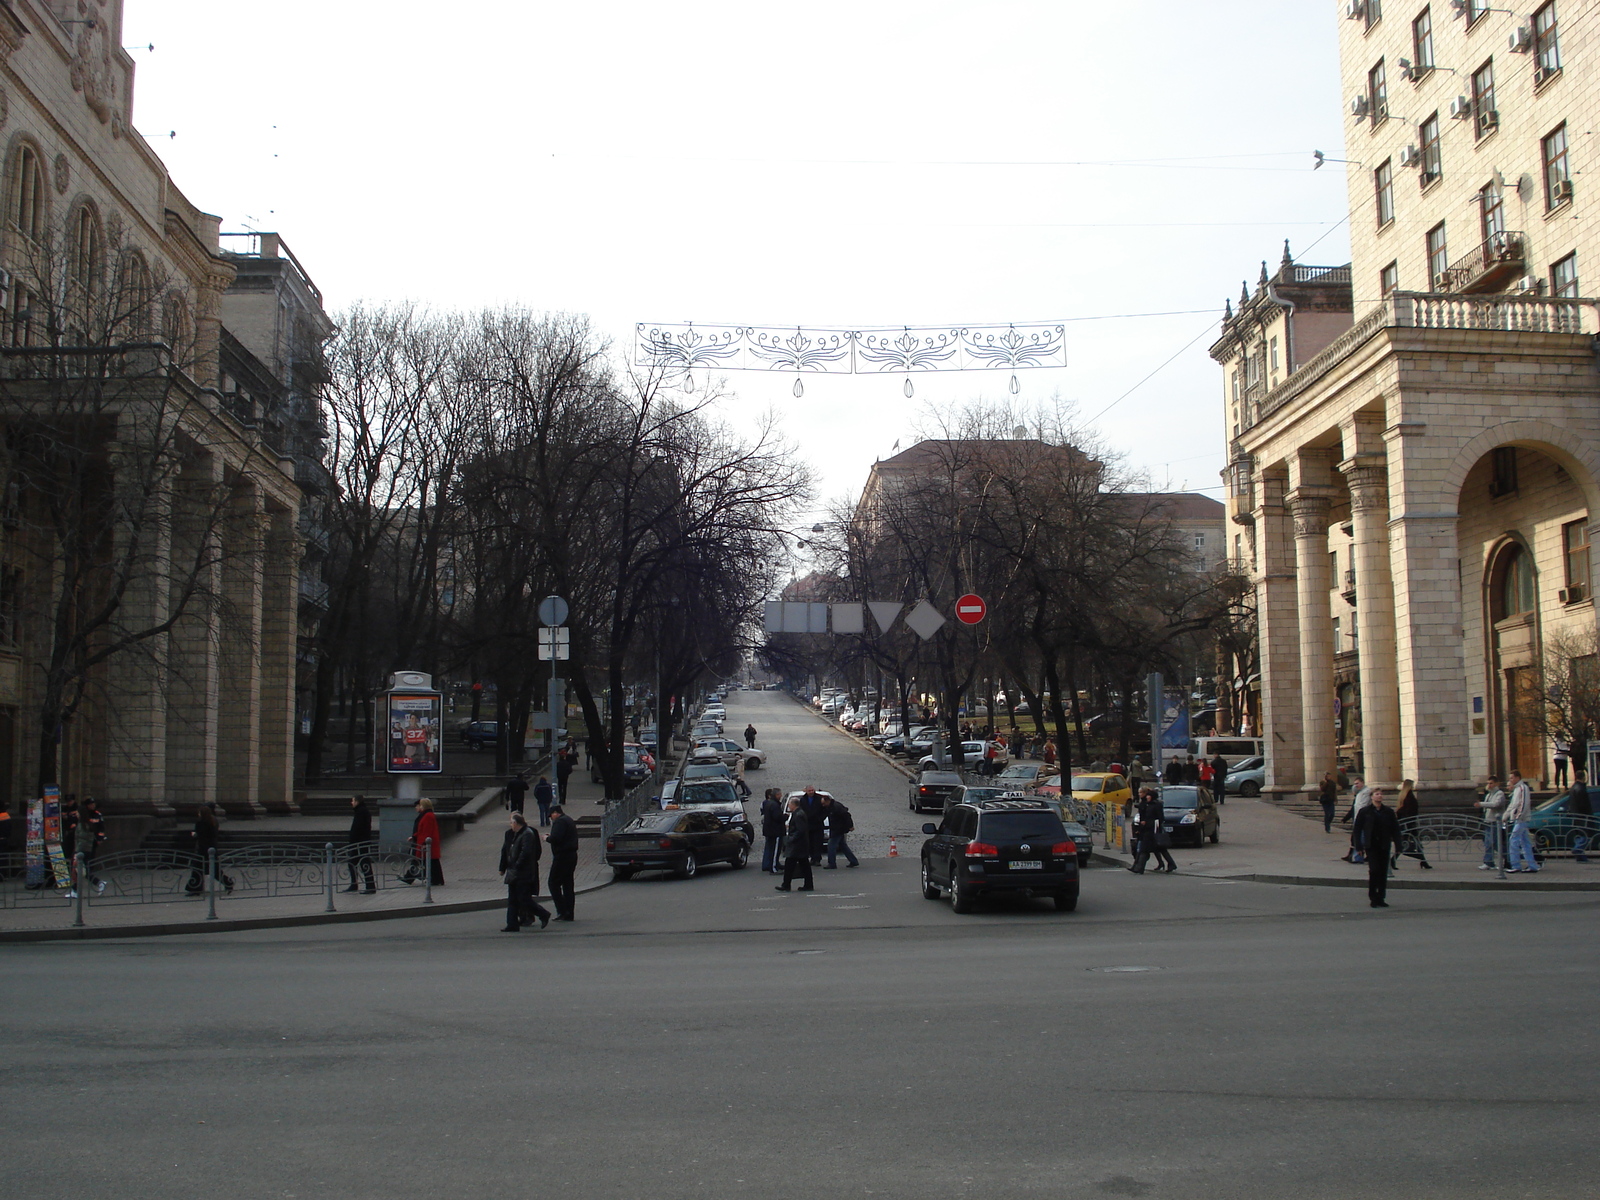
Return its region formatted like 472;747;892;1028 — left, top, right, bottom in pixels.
1068;772;1132;810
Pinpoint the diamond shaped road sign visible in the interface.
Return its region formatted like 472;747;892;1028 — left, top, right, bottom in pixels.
903;599;947;641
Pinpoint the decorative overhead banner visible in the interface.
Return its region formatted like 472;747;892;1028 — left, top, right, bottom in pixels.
636;321;1066;396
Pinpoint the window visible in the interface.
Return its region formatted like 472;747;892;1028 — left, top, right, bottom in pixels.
1194;532;1207;552
1551;253;1578;298
1269;338;1279;371
1332;616;1341;653
1470;61;1496;139
1490;445;1518;498
1412;7;1434;73
1480;181;1505;243
1368;60;1389;124
71;204;102;299
1231;370;1240;403
0;565;18;647
1563;519;1589;592
1427;222;1449;289
1467;0;1489;24
9;144;44;242
1418;113;1442;185
1543;124;1570;208
117;253;154;337
1497;544;1536;618
8;282;34;346
1365;0;1383;29
1533;3;1561;83
1375;159;1395;227
1380;260;1399;297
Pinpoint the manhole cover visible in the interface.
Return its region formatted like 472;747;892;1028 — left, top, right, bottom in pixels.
1088;966;1161;973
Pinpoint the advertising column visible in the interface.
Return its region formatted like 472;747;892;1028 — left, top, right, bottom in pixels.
379;671;443;847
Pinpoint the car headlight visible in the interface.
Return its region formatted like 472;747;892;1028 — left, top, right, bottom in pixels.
1180;813;1196;824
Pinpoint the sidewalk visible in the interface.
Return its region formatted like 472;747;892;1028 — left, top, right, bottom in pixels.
0;780;614;941
1092;795;1600;891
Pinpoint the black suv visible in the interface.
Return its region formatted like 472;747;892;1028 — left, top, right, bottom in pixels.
920;798;1079;913
909;769;965;812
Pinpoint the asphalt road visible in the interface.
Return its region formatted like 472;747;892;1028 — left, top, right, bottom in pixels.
5;692;1596;1200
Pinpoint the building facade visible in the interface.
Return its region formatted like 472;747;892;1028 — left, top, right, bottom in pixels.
1216;0;1600;800
0;2;325;830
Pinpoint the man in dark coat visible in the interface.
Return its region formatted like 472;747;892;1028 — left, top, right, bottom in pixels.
800;785;826;865
534;776;555;826
1210;754;1230;806
819;795;859;868
776;798;814;892
759;788;786;873
744;723;758;749
555;751;575;804
504;772;528;814
343;796;376;893
1567;770;1592;863
1163;758;1184;785
1354;788;1402;907
545;805;580;921
499;812;550;932
74;798;107;894
1181;755;1201;785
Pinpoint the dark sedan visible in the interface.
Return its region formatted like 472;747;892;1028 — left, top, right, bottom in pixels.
1156;786;1219;847
605;810;749;880
910;770;965;812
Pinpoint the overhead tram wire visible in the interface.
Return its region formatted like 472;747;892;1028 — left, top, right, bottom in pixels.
1083;321;1221;425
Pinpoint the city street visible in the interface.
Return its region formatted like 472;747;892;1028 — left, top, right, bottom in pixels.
4;692;1596;1200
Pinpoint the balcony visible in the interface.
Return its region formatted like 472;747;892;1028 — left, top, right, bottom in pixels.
298;572;330;611
1435;230;1526;295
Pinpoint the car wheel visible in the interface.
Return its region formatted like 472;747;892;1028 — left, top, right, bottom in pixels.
746;758;760;771
729;843;749;870
949;865;974;913
611;867;635;881
1241;780;1260;797
920;858;940;900
1054;890;1077;912
677;853;698;880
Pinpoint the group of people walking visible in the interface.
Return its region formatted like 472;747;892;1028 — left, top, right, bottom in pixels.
760;785;857;891
498;805;580;931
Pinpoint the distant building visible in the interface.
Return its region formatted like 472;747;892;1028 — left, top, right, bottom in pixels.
1121;493;1227;573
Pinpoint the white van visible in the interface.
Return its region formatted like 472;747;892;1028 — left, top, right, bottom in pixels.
1189;737;1264;768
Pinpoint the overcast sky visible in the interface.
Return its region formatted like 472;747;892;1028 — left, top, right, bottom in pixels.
123;1;1349;516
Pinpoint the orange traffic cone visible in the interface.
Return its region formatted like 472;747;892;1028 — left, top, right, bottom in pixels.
889;835;899;857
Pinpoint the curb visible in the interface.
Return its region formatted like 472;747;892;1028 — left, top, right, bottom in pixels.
0;878;613;943
1087;849;1600;891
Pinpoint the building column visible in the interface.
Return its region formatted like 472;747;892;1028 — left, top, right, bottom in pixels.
216;481;266;818
256;503;299;814
1253;471;1304;792
164;454;224;815
1340;435;1402;788
1288;488;1336;791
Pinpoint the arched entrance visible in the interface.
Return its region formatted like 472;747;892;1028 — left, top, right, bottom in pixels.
1486;538;1542;780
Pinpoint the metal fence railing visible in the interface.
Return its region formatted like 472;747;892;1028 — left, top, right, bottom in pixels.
0;839;441;925
601;778;663;839
1398;813;1600;861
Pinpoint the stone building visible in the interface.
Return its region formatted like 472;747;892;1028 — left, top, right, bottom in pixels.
1215;0;1600;800
0;1;325;832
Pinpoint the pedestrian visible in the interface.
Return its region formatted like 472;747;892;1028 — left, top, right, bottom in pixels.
1210;753;1230;806
1317;773;1339;834
534;775;554;827
818;794;859;868
1181;755;1201;785
1353;787;1401;907
1163;758;1183;785
1041;739;1058;769
409;798;444;886
800;784;825;865
583;736;595;771
759;788;785;872
545;804;579;920
1504;769;1539;873
1127;756;1144;790
499;811;550;932
1342;778;1371;863
1147;790;1177;873
1475;775;1507;870
343;796;377;893
184;802;233;895
504;771;528;814
1567;770;1591;863
74;797;106;895
555;750;575;804
744;723;758;749
1392;780;1433;869
775;797;814;892
1553;742;1570;788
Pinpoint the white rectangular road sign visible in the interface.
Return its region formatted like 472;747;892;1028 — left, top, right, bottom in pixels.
830;603;864;634
537;627;570;661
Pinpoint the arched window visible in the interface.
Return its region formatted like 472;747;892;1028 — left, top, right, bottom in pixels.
71;203;102;298
1495;543;1537;621
162;289;191;353
9;144;45;242
116;252;154;337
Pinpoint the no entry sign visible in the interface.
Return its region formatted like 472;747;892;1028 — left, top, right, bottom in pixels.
955;594;987;624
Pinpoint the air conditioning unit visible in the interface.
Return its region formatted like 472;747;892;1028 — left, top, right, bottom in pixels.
1345;0;1367;18
1350;95;1371;119
1448;96;1473;120
1552;178;1575;204
1479;108;1499;131
1509;25;1533;52
1516;275;1544;294
1560;585;1587;604
1399;144;1422;168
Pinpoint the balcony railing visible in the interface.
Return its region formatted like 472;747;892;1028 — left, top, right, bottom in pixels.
1435;230;1526;295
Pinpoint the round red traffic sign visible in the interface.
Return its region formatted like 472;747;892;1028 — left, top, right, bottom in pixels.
955;594;987;624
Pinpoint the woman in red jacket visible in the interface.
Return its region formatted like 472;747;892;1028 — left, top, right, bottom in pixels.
410;798;444;886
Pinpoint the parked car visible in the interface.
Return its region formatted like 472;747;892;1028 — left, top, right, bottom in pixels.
909;770;966;812
1156;785;1219;846
919;797;1079;912
1224;756;1266;797
1069;773;1132;810
605;809;749;879
682;761;734;783
1527;789;1600;852
918;740;990;771
1188;737;1264;769
904;727;942;758
589;742;653;785
459;720;500;750
993;762;1043;789
1034;775;1063;797
668;778;754;843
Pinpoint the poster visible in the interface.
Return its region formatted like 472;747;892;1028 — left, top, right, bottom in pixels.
24;796;46;887
1158;690;1190;751
386;692;442;773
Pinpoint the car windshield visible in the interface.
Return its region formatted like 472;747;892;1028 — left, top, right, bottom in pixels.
624;812;681;833
678;781;739;806
1061;821;1090;838
998;764;1035;777
1161;788;1201;810
623;747;643;765
961;788;1009;804
979;812;1067;842
1070;776;1106;791
683;765;728;778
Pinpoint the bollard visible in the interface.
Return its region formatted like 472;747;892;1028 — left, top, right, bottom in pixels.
422;838;434;904
72;852;86;928
325;842;336;913
206;848;219;920
1496;820;1508;880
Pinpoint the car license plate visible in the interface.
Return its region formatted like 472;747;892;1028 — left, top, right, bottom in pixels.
1008;860;1043;870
